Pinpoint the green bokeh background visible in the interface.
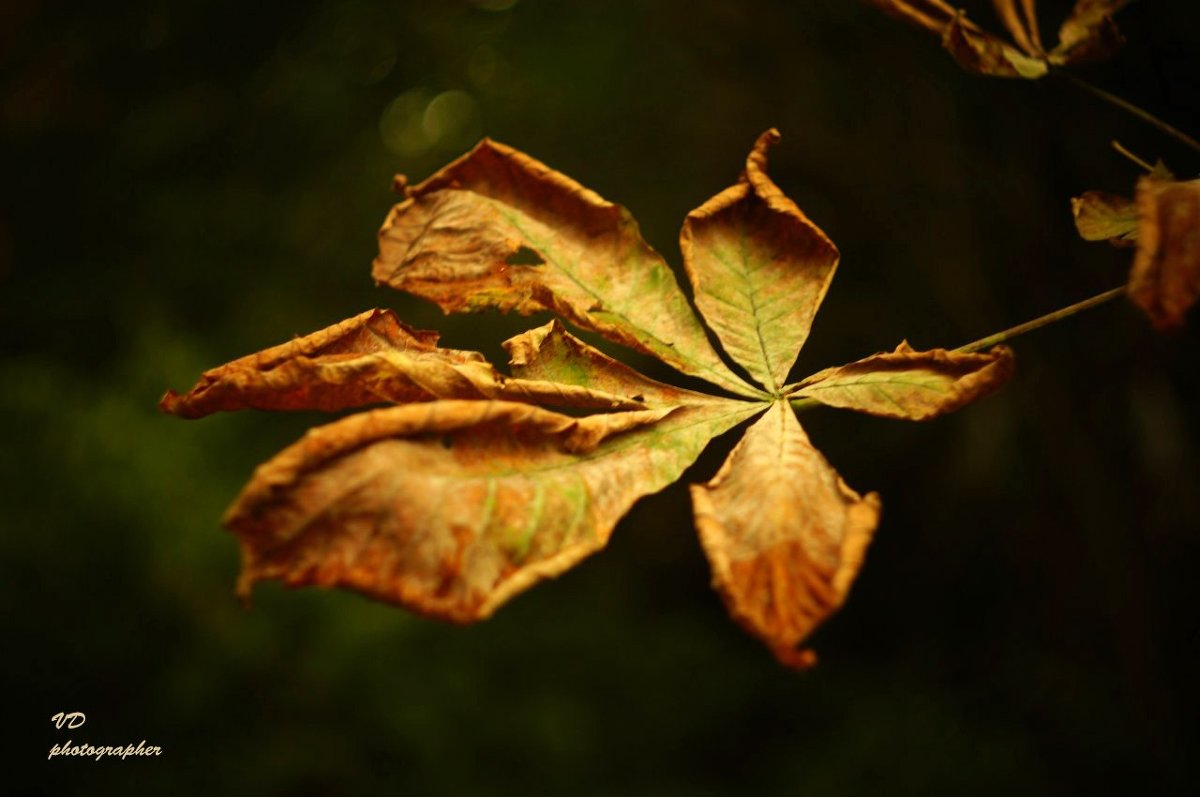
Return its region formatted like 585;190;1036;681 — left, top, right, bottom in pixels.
6;1;1198;794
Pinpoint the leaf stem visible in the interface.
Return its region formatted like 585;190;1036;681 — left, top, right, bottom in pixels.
955;285;1126;353
789;285;1127;413
1052;69;1200;155
1111;139;1155;172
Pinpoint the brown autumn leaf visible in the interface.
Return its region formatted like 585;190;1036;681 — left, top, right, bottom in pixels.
503;319;723;409
867;0;1129;78
943;11;1049;78
786;342;1015;420
1071;190;1139;245
165;129;1015;669
692;401;881;669
681;129;840;393
1069;148;1172;247
160;308;644;418
1071;169;1200;331
1128;177;1200;330
1053;0;1130;66
372;138;763;399
227;400;756;623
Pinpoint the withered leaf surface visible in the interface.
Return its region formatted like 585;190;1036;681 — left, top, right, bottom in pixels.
871;0;1129;76
943;13;1048;78
227;400;758;622
1128;178;1200;330
503;320;721;409
682;129;839;392
162;309;467;417
166;129;1024;672
161;309;643;419
691;402;881;669
1052;0;1129;65
372;139;761;398
788;342;1015;420
1071;190;1138;244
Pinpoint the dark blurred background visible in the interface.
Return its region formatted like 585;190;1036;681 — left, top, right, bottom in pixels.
4;1;1198;794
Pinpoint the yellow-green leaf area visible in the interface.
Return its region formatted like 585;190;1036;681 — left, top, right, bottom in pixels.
373;140;761;399
790;343;1015;420
682;130;839;392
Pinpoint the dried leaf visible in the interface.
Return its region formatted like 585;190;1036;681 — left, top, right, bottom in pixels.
943;12;1049;79
867;1;1048;78
503;320;721;409
227;399;758;622
1128;178;1200;330
161;309;471;417
1051;0;1128;66
373;139;762;398
1071;190;1138;245
681;129;840;392
788;342;1015;420
691;402;881;669
166;131;1022;671
872;0;1130;77
160;309;642;419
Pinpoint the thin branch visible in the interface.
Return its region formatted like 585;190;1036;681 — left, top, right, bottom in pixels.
956;286;1126;352
1111;139;1156;172
1053;69;1200;155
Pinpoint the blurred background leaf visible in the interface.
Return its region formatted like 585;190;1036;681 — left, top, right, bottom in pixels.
4;1;1198;794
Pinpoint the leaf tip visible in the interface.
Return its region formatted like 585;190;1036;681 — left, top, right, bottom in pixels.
772;645;818;671
501;318;565;364
745;128;782;181
158;389;181;415
159;388;208;419
471;136;512;163
755;127;782;151
234;559;257;609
